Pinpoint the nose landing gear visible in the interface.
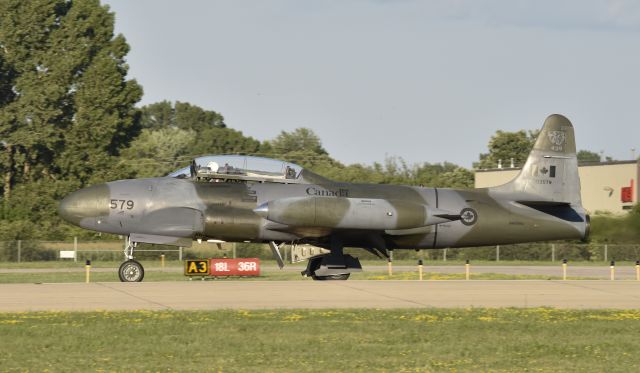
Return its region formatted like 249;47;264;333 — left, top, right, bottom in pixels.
119;260;144;282
119;237;145;282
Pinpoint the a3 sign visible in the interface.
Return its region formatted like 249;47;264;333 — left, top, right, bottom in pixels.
184;258;261;277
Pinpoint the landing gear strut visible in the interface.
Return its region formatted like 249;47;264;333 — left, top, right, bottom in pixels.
119;237;144;282
302;236;362;281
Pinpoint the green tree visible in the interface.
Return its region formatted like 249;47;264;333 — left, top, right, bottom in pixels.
174;101;225;132
311;154;474;189
269;128;327;155
140;100;174;130
262;128;340;176
125;102;261;178
474;130;538;170
0;0;142;237
189;127;260;157
438;167;474;188
139;101;226;132
121;128;195;178
577;150;601;163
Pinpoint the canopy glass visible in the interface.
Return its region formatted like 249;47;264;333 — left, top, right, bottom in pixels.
167;155;303;181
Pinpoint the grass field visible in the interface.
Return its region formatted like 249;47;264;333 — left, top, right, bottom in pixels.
1;308;639;372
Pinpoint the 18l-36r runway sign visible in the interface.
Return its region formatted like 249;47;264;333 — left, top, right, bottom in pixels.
210;258;260;276
185;258;260;277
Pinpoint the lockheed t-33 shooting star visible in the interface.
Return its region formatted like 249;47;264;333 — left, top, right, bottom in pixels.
59;114;589;282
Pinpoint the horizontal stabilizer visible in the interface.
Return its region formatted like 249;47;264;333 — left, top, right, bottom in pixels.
516;201;571;207
517;201;584;222
433;213;462;221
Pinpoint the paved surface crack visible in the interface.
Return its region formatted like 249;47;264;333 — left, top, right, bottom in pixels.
330;282;431;307
96;283;174;310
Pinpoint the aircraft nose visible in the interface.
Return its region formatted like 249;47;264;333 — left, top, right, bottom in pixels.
58;184;110;226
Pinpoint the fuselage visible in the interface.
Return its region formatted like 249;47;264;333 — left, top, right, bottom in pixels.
58;176;588;250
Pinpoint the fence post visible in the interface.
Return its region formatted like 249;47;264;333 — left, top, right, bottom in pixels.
74;236;78;263
17;240;21;263
85;260;91;283
443;248;447;262
604;244;608;262
465;260;470;280
179;246;183;261
610;261;615;281
551;244;555;262
232;243;236;259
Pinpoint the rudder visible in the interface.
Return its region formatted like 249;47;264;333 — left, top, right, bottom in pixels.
495;114;582;206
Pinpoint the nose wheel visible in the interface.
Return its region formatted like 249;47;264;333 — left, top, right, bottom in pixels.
119;237;144;282
118;260;145;282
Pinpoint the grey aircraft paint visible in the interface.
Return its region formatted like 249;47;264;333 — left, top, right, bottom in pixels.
59;114;589;281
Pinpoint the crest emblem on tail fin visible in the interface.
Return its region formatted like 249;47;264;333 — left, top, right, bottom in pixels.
548;131;566;146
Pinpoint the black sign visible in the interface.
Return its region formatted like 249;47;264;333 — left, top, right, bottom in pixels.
185;260;209;276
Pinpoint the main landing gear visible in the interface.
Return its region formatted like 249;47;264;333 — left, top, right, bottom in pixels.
119;237;144;282
302;237;362;281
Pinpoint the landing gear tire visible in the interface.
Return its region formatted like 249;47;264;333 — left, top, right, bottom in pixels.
119;260;145;282
312;273;350;281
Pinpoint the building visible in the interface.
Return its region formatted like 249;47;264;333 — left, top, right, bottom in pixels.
475;160;639;214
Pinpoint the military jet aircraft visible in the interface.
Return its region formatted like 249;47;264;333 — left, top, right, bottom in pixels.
59;114;589;282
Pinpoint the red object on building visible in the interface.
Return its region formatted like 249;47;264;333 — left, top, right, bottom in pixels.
209;258;260;276
621;179;634;203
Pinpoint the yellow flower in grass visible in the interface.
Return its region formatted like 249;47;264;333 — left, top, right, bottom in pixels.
477;316;496;322
0;319;23;324
413;314;439;322
369;275;387;280
283;313;303;322
611;312;640;320
586;311;640;321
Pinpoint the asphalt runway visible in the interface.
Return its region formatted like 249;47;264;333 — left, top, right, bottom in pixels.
1;280;639;311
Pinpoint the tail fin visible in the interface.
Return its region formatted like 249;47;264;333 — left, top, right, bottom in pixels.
494;114;582;205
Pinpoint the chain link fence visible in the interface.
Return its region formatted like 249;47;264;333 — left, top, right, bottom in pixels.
1;239;639;263
0;240;272;262
417;243;640;262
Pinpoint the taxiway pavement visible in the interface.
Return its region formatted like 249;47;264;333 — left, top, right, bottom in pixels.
1;280;639;311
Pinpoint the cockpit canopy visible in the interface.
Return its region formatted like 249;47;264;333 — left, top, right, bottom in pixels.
168;155;304;184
